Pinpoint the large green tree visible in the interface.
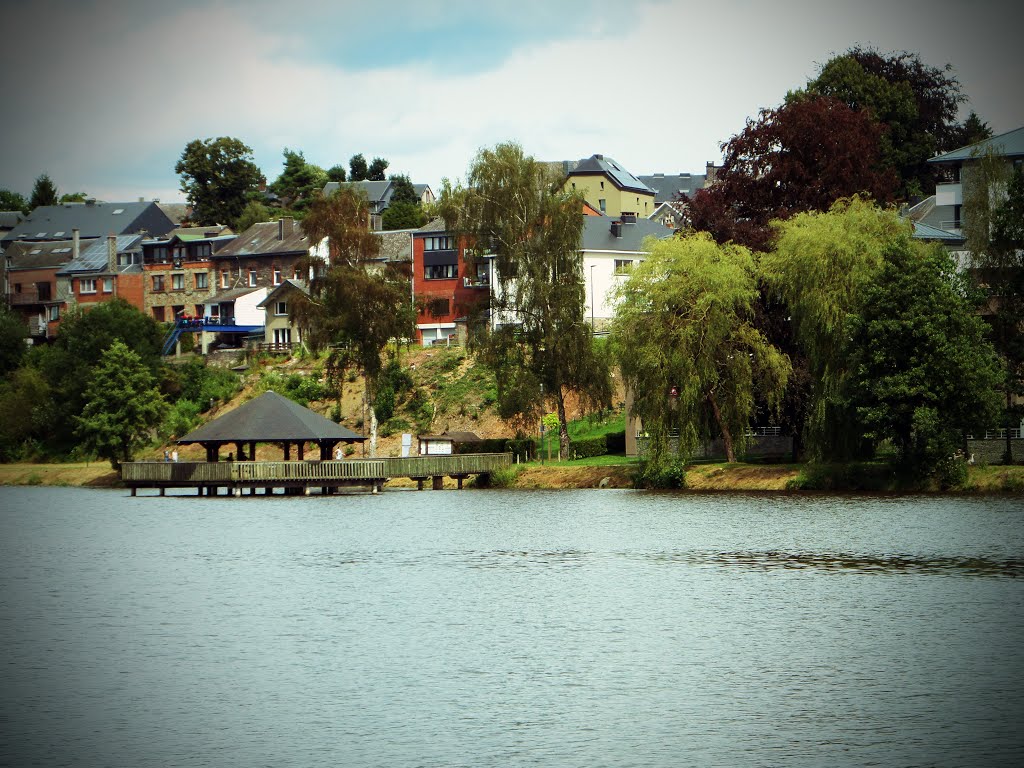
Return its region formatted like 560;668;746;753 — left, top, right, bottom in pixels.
29;174;59;209
0;303;27;376
438;142;611;456
761;197;911;459
292;187;414;454
848;240;1002;479
611;233;790;466
269;148;327;212
75;341;166;469
0;366;54;462
175;137;264;228
0;188;29;214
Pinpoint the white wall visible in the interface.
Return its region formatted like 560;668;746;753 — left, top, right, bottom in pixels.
234;288;268;325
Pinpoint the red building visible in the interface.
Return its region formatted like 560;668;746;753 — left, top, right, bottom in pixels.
411;219;489;346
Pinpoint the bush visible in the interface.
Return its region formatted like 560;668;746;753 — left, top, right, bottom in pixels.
635;458;687;489
605;430;626;454
473;465;522;488
570;435;608;459
161;398;203;440
374;385;395;422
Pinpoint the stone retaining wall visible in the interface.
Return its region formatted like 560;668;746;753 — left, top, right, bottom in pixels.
636;434;793;461
966;439;1023;465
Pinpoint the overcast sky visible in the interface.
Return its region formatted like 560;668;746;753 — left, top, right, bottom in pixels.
2;0;1021;204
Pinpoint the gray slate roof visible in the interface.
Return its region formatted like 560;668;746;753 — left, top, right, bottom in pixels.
929;125;1024;164
638;173;708;204
582;215;674;252
0;211;25;229
213;220;309;259
4;239;79;270
568;154;654;194
912;221;964;242
2;201;175;245
57;234;144;275
257;279;308;308
178;391;364;444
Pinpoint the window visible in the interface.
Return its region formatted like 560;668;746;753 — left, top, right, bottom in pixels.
600;181;605;190
195;243;211;258
220;270;230;288
173;246;187;264
102;278;114;293
274;328;292;345
154;247;168;263
427;297;450;317
425;263;458;280
273;267;282;285
152;306;165;322
195;304;204;317
152;274;165;292
248;269;258;287
275;301;288;316
48;305;59;321
195;272;208;289
209;304;220;319
614;259;634;275
172;273;184;290
79;278;97;294
424;235;454;250
293;265;302;280
599;199;606;213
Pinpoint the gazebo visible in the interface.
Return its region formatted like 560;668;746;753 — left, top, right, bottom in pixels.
178;391;365;462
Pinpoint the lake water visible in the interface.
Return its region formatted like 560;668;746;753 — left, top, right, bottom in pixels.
1;487;1023;767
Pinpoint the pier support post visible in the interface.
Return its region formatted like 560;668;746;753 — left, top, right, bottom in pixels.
131;487;137;497
432;476;444;491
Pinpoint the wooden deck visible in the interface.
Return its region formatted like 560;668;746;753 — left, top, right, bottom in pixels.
121;453;512;495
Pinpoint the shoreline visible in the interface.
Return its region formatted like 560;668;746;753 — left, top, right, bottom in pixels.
1;461;1022;494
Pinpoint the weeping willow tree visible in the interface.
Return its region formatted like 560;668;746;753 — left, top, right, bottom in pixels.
438;142;611;456
291;186;415;454
760;197;910;460
610;233;790;466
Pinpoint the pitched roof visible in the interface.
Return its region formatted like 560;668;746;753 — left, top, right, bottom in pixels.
581;215;674;251
178;391;364;444
637;173;708;204
2;200;175;245
418;431;482;442
322;180;393;204
57;234;144;275
0;211;25;229
911;220;964;242
928;125;1024;164
567;154;654;194
213;219;308;258
4;239;79;270
256;279;309;308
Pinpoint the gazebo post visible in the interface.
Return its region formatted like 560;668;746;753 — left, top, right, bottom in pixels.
250;441;257;461
298;442;305;461
283;443;291;461
236;441;245;461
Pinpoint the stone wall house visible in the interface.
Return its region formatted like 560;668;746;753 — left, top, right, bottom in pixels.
210;218;309;312
142;227;235;322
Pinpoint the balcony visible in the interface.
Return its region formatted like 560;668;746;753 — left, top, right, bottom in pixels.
6;289;50;305
935;182;962;207
463;276;490;289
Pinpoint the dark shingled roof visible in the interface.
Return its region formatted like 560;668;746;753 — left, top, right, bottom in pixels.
567;154;654;194
928;125;1024;164
178;391;364;444
581;215;674;251
2;200;175;246
213;219;308;259
4;239;79;269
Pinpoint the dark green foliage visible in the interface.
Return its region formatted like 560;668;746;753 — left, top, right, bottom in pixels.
0;366;55;461
635;458;687;489
0;188;29;214
59;192;87;203
161;398;203;440
367;157;389;181
326;165;347;182
29;174;59;208
269;148;327;211
175;137;265;228
847;240;1003;480
75;341;166;469
373;385;395;422
569;435;608;459
348;154;369;181
389;174;420;205
0;303;27;376
256;370;328;407
168;358;240;409
382;201;427;230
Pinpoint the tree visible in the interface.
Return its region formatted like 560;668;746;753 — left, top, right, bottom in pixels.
0;189;29;214
847;240;1002;481
802;47;967;199
175;137;264;228
29;174;59;209
292;187;415;454
438;142;612;456
367;157;389;181
348;153;369;181
269;148;327;211
382;201;427;231
0;303;27;376
611;233;790;466
59;192;88;204
235;200;272;232
964;154;1024;462
685;95;896;251
953;111;993;148
0;366;54;462
326;165;347;182
389;174;420;205
761;197;911;459
75;341;166;469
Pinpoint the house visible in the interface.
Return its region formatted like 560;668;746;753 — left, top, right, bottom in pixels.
919;125;1024;236
321;180;435;231
55;233;146;315
1;199;175;249
3;238;75;340
417;431;483;456
639;164;719;229
257;279;308;350
411;218;489;346
141;226;236;323
562;154;656;218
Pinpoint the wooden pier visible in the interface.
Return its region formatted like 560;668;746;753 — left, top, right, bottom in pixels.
121;453;512;496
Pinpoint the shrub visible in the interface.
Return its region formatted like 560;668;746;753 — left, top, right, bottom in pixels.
606;430;626;454
161;398;203;440
570;435;608;459
473;465;522;488
635;458;687;489
374;385;395;422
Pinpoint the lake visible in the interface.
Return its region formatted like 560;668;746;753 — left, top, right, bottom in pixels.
1;487;1022;767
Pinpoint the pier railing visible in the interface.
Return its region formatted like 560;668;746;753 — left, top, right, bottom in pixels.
121;454;511;486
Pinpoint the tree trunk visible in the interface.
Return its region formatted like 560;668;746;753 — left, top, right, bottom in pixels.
1005;389;1013;466
369;406;378;458
556;390;570;459
707;391;736;462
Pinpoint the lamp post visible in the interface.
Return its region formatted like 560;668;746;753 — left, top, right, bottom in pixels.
589;263;595;333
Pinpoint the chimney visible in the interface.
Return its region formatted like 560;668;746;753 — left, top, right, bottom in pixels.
706;161;718;185
278;216;294;239
621;212;637;224
107;234;117;272
138;196;145;202
610;221;622;238
72;228;80;259
594;153;604;161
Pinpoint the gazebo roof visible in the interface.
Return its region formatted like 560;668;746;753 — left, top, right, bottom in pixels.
178;391;365;444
